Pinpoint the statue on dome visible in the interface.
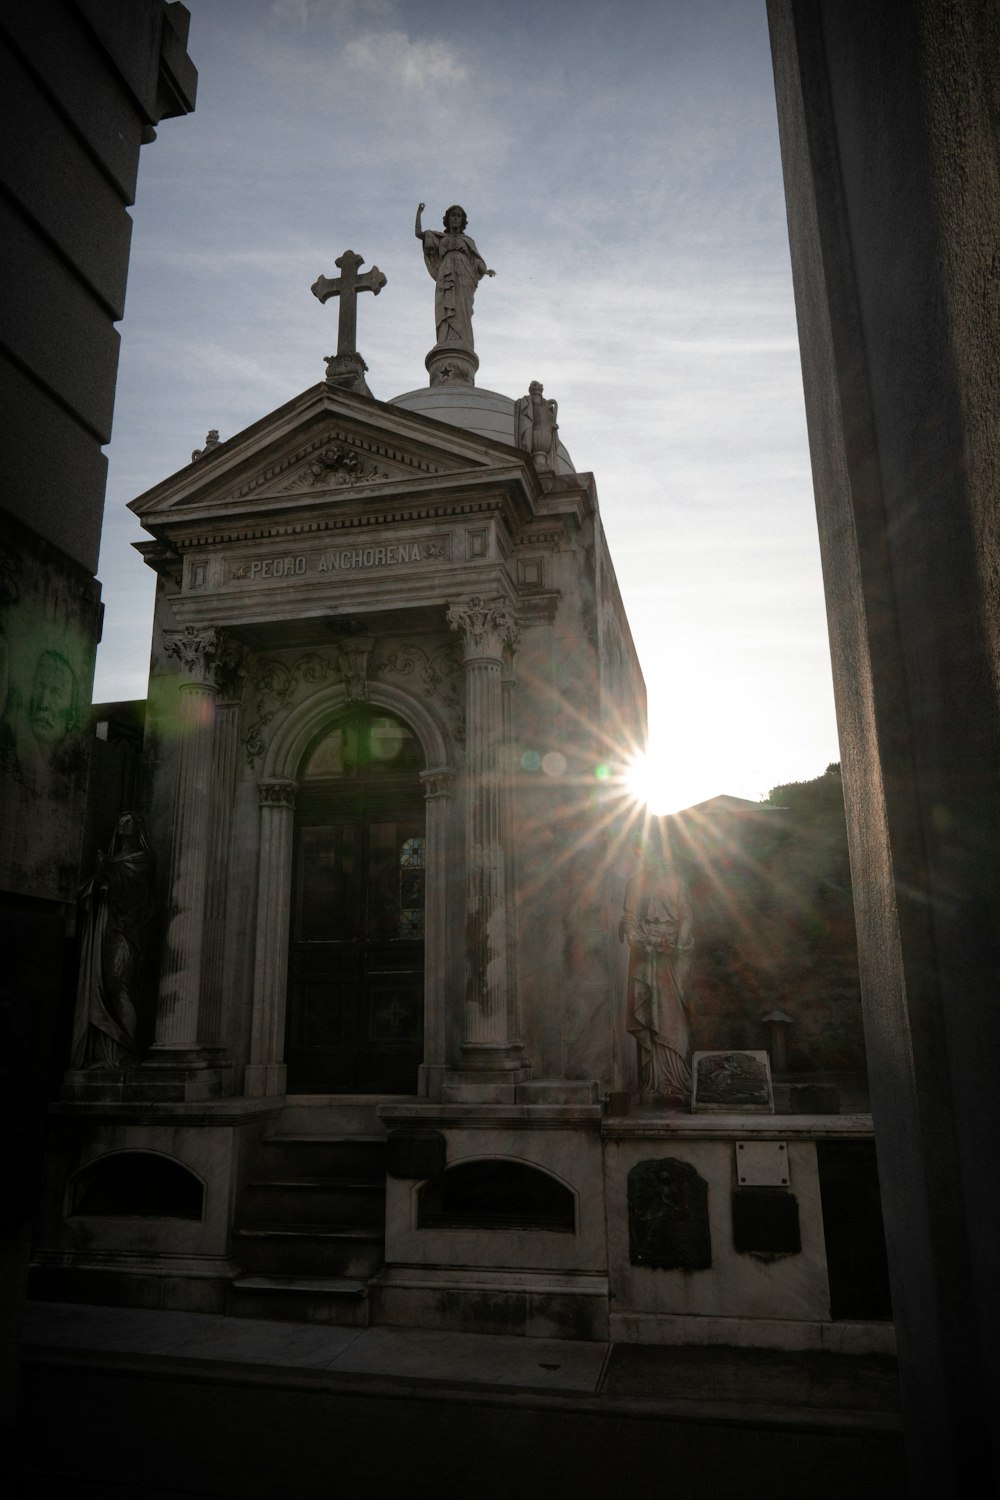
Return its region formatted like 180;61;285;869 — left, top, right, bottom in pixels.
619;837;695;1104
415;203;495;352
515;381;560;473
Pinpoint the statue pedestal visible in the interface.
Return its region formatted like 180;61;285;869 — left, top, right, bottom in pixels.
63;1050;232;1103
324;350;372;396
425;345;478;388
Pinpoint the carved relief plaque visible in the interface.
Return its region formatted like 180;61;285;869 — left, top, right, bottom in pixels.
627;1158;711;1270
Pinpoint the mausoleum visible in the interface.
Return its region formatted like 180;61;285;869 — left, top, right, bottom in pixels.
33;213;891;1352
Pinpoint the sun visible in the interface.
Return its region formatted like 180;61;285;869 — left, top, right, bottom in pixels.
624;747;726;817
625;752;684;816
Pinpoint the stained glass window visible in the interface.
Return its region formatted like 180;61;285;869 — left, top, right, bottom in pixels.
399;836;425;938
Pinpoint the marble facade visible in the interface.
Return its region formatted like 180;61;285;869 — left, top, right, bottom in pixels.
32;347;889;1354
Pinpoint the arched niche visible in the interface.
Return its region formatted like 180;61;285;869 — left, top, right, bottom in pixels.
69;1151;205;1220
418;1158;576;1232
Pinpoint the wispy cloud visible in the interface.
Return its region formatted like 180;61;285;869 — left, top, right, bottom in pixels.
344;28;467;88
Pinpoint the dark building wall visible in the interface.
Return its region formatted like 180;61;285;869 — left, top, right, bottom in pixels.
1;0;197;571
767;1;1000;1493
1;0;195;913
0;0;196;1445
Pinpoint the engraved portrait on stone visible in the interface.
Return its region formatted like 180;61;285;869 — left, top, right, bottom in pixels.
414;203;495;351
72;812;156;1070
620;839;695;1102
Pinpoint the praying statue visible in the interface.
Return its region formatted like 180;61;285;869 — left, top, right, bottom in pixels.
72;812;156;1070
415;203;495;351
619;839;695;1102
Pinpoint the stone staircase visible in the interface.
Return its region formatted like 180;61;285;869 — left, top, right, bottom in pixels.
229;1101;387;1326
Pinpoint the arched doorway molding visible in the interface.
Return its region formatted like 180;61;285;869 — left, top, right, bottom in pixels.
262;679;451;782
245;680;455;1100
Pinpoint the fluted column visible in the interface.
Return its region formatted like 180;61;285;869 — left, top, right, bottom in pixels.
201;640;248;1045
447;597;523;1069
418;766;456;1098
154;625;223;1050
244;778;297;1098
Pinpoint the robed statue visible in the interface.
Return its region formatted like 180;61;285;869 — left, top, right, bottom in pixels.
620;841;695;1101
72;812;156;1069
515;381;560;473
415;203;495;351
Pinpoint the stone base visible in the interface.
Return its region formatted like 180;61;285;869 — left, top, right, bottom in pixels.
442;1064;532;1104
608;1309;897;1355
425;345;479;388
63;1051;232;1104
244;1062;287;1099
323;350;372;396
29;1251;236;1316
371;1266;610;1342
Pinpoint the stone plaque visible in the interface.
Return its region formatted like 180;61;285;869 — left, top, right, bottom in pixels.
691;1050;774;1113
386;1128;447;1180
731;1188;801;1256
627;1158;711;1270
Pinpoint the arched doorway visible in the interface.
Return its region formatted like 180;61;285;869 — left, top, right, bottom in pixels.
285;708;426;1094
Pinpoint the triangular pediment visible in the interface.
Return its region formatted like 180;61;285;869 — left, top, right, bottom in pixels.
129;382;531;528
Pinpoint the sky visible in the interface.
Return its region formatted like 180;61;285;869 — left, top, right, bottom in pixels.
94;0;839;812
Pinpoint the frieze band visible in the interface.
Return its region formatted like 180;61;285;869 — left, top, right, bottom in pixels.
226;536;448;586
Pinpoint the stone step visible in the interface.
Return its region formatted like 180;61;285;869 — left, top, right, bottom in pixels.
258;1136;387;1179
244;1178;385;1227
233;1225;385;1279
229;1274;371;1327
277;1099;389;1136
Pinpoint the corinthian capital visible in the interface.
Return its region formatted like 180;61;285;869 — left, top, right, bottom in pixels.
165;625;222;688
447;597;520;662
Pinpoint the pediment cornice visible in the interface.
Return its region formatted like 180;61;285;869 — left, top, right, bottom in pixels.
129;383;533;524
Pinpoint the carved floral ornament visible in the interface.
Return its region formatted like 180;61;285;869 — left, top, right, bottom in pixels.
241;639;465;768
282;444;389;491
446;597;521;662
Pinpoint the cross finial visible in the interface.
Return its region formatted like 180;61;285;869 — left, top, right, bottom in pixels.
311;249;387;355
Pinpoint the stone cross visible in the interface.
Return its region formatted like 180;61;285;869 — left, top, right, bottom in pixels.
311;250;387;359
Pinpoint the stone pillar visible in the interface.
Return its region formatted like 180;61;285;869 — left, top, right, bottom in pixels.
153;625;222;1051
201;641;248;1046
768;3;1000;1492
244;778;297;1098
418;766;456;1100
447;597;525;1072
501;646;520;1041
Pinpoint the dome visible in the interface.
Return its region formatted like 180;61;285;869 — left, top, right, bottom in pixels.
387;385;576;475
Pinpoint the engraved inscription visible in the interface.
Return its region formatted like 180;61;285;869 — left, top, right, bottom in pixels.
225;536;448;586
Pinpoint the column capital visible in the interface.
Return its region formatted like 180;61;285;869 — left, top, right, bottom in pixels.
420;766;456;800
258;778;297;809
447;596;520;661
165;625;223;689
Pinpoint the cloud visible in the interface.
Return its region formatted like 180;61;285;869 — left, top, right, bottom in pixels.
344;28;467;89
270;0;396;25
